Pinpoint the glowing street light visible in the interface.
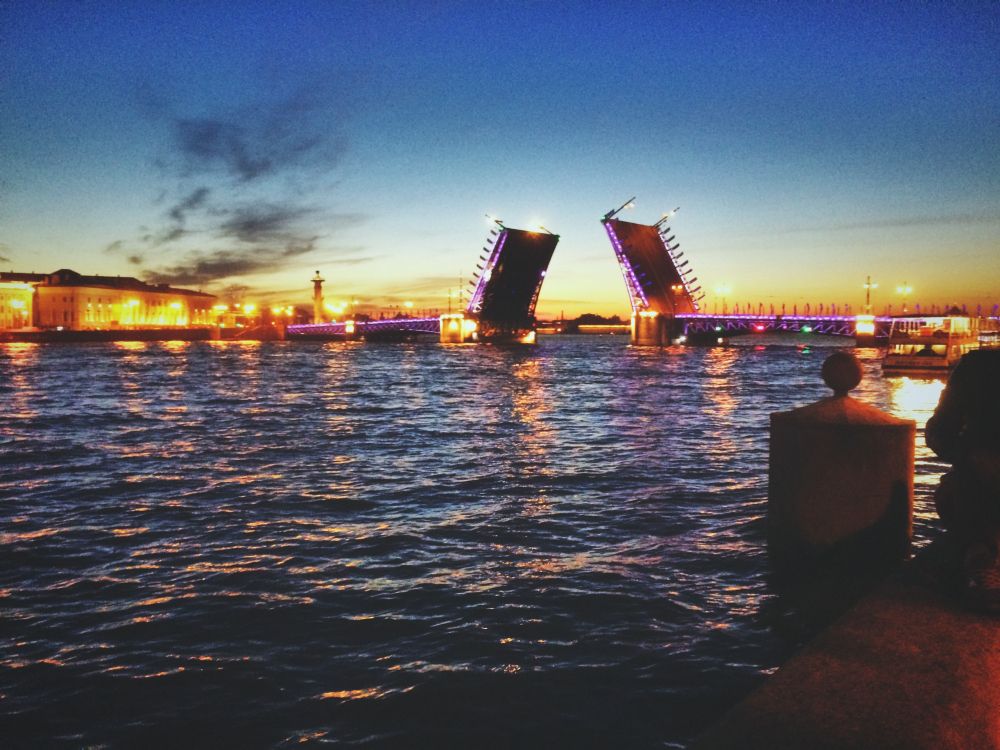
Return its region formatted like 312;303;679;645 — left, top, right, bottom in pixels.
863;276;879;313
714;284;732;315
896;282;913;314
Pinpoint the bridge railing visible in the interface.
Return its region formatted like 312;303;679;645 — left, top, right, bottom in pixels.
676;313;891;338
287;317;441;338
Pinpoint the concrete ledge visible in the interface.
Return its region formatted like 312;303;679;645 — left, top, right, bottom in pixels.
693;541;1000;749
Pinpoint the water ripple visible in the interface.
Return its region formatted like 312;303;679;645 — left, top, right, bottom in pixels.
0;337;945;747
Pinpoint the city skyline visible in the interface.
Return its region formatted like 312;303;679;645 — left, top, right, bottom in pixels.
3;2;998;318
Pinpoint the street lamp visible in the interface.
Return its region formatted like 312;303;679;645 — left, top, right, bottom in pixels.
863;276;878;314
714;284;731;315
896;282;913;314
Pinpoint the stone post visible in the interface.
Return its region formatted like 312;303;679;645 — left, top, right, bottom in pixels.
769;352;915;568
311;271;325;324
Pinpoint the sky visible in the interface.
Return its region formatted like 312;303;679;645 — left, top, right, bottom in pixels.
2;1;998;318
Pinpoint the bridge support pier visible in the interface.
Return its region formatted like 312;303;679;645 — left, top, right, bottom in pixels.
854;314;878;347
439;313;477;344
631;311;682;346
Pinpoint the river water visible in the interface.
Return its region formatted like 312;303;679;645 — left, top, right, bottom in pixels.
0;336;948;748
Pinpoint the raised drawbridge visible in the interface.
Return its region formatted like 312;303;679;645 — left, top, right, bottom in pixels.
454;219;559;343
601;198;703;345
288;218;558;344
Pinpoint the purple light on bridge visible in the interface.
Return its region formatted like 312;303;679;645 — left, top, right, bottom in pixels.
603;221;648;312
287;317;442;337
467;228;508;314
674;311;896;339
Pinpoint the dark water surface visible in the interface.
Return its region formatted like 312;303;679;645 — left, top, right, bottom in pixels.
0;336;947;748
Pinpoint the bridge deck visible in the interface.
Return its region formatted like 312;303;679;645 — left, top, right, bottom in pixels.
467;227;558;337
603;218;697;314
287;317;440;338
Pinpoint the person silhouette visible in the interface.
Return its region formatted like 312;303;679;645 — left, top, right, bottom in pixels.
926;349;1000;610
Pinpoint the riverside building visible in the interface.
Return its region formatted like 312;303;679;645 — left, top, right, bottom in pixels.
0;269;216;330
0;280;35;330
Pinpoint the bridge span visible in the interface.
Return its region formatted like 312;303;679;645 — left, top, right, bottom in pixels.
599;199;898;346
601;198;705;345
287;220;558;344
678;312;888;343
287;199;994;347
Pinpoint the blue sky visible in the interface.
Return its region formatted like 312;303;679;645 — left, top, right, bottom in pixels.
2;1;998;316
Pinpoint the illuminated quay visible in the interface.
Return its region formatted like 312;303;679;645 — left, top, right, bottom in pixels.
0;269;216;341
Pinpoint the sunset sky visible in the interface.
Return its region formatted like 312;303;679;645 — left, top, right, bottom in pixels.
3;2;998;317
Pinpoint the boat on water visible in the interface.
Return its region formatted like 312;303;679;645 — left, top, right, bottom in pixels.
980;327;1000;350
882;315;979;375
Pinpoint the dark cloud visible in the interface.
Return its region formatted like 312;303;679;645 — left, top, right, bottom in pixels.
217;204;312;243
172;88;347;183
156;226;187;245
176;119;272;182
104;239;146;264
130;80;362;287
142;187;212;246
144;240;316;287
167;186;210;223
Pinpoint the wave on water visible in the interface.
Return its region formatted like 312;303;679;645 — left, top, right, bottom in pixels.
0;338;945;747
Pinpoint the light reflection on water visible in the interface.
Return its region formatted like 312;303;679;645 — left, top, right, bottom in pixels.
0;337;952;747
885;375;946;425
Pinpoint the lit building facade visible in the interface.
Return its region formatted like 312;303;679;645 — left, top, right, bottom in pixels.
0;281;35;330
0;269;216;330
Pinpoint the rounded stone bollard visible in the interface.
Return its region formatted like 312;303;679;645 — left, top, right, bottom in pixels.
768;352;916;567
